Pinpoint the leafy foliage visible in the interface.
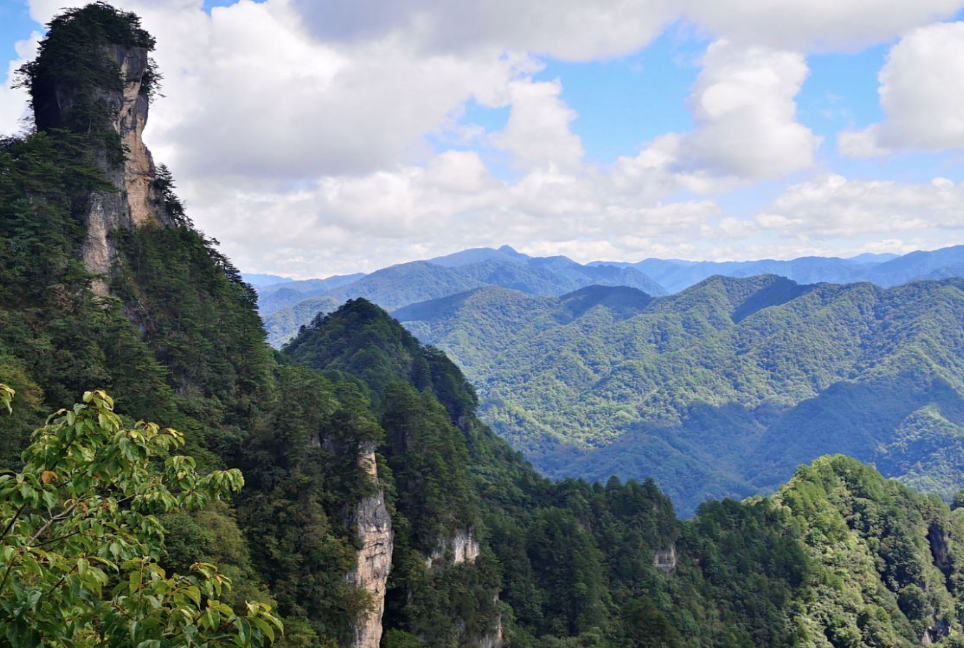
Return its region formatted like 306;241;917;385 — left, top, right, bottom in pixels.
0;388;281;646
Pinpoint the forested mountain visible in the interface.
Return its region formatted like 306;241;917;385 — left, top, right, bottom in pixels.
264;295;340;347
397;277;964;515
866;246;964;286
258;273;366;313
287;301;964;648
6;5;964;648
260;252;664;347
257;245;964;348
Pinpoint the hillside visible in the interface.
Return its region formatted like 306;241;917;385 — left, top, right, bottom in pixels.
286;301;964;648
396;276;964;514
263;295;341;347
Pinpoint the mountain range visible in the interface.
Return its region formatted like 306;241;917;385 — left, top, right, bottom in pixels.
259;247;665;346
395;276;964;515
257;244;964;347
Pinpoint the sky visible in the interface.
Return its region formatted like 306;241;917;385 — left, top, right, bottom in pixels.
3;1;964;278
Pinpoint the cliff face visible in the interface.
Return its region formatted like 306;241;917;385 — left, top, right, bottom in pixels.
34;42;172;294
425;528;481;569
346;443;393;648
424;529;506;648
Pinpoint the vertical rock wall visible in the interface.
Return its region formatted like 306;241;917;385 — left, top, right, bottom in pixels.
35;43;172;294
425;528;481;569
346;444;393;648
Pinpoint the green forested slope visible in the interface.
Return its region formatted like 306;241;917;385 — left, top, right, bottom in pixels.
263;295;340;347
396;277;964;514
288;301;964;648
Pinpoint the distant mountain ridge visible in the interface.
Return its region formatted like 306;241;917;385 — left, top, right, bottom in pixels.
254;244;964;348
395;276;964;515
258;247;665;346
593;246;964;292
241;273;293;287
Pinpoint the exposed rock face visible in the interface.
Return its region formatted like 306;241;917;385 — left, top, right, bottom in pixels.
425;528;481;569
654;545;677;572
346;443;393;648
479;599;507;648
425;529;506;647
928;522;953;584
35;43;172;294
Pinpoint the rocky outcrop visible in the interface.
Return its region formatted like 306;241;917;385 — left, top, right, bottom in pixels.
425;528;481;569
928;522;953;585
35;42;172;294
922;620;950;646
425;529;506;647
654;545;677;572
478;600;507;648
346;444;393;648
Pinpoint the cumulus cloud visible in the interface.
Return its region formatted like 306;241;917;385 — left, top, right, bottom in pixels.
288;0;678;61
136;0;543;179
177;143;727;275
0;34;40;136
675;40;819;179
609;40;820;194
288;0;964;57
5;0;964;276
840;21;964;157
684;0;964;51
493;78;584;170
755;174;964;238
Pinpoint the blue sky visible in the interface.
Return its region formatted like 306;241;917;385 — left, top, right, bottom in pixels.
3;0;964;277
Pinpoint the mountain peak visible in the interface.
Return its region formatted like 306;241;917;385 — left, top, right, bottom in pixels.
496;244;529;260
22;3;174;293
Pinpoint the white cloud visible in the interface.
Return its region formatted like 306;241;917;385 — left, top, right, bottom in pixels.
288;0;964;57
143;1;541;179
610;40;820;193
14;0;542;179
493;78;584;170
677;40;819;178
755;174;964;238
840;21;964;157
684;0;964;51
8;0;964;277
0;34;40;137
288;0;679;61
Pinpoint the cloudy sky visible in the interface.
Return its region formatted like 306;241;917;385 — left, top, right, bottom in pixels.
3;0;964;278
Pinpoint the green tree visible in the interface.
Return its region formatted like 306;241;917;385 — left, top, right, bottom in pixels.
0;386;282;646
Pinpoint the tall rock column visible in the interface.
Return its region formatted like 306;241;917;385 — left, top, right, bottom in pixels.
346;443;393;648
77;44;172;294
28;9;174;295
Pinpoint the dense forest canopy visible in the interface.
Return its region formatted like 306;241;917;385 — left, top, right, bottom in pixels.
395;278;964;515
